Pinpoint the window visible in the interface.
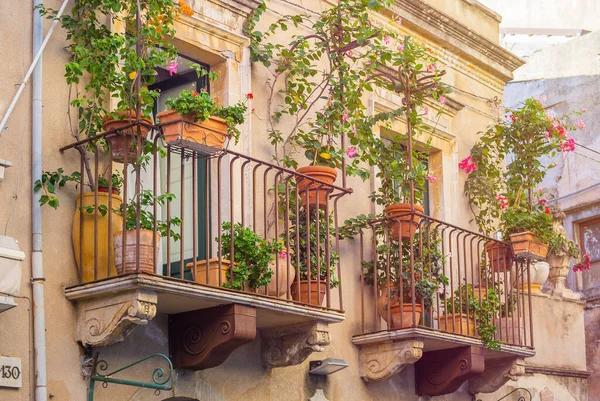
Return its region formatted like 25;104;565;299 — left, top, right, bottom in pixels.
579;216;600;276
150;54;211;279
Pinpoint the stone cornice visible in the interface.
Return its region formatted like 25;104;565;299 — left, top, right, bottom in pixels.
385;0;525;83
205;0;262;19
525;364;591;379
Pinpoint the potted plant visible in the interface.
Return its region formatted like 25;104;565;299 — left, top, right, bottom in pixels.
464;98;585;261
39;0;194;163
287;208;340;306
113;190;181;275
157;88;250;149
440;284;501;349
34;169;124;282
356;38;448;240
188;222;285;292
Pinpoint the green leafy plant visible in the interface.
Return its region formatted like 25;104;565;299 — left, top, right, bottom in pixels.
464;97;584;239
442;284;501;350
116;190;181;239
219;222;282;290
163;90;251;142
34;169;124;208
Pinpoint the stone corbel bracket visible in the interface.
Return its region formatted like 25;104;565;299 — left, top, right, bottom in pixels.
469;357;525;394
357;340;424;382
261;322;331;368
77;289;158;347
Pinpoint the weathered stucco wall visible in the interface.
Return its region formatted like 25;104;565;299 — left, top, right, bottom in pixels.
0;0;589;400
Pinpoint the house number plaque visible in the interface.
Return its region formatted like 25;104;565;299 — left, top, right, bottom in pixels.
0;357;22;388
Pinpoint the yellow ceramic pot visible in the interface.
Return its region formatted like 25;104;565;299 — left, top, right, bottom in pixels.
72;191;122;283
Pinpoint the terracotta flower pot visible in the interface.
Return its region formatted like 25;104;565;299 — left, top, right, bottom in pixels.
378;297;422;329
509;231;548;260
113;229;159;275
485;241;514;272
157;110;229;148
187;258;232;286
267;249;296;297
385;203;424;240
471;286;489;301
102;111;153;164
73;192;123;283
296;166;337;208
438;313;476;336
290;280;327;306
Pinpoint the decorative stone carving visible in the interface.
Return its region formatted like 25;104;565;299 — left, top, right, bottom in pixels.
169;304;257;370
415;346;485;396
261;322;331;368
77;289;158;347
468;357;525;394
357;340;424;382
547;207;580;300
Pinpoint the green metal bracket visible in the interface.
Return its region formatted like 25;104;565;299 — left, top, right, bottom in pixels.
87;352;174;401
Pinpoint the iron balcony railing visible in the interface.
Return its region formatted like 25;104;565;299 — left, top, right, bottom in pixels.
61;121;350;312
354;213;534;349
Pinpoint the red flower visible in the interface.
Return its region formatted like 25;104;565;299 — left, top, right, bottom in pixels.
192;91;199;97
538;199;547;204
545;206;551;214
246;93;254;99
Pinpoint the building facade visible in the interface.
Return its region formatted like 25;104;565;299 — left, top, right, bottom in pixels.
0;1;589;400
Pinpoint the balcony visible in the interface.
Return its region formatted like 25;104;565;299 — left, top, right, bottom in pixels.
61;120;349;369
350;213;535;395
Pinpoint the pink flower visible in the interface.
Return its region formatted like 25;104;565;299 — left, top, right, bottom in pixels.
438;286;445;295
573;254;591;272
352;125;357;135
426;63;437;73
509;114;516;123
496;194;509;210
575;119;586;130
555;125;567;139
439;96;447;105
383;35;391;44
459;156;477;174
544;131;551;139
346;50;354;57
396;17;402;26
279;250;287;259
426;174;438;183
445;252;452;258
166;60;178;76
397;43;405;52
538;199;547;204
346;146;357;159
423;106;429;116
560;138;576;152
535;94;547;103
342;112;349;123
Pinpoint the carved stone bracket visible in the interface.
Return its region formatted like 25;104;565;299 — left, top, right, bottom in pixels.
357;340;424;382
77;289;158;347
169;304;257;370
469;357;525;394
261;322;331;368
415;346;485;396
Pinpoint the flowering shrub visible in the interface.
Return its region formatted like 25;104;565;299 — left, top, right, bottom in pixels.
163;90;251;142
246;0;448;183
464;98;584;239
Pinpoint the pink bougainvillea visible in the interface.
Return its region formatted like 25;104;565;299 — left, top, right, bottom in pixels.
459;156;477;174
560;138;576;152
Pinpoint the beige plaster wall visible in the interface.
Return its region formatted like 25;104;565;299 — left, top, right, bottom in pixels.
0;0;588;400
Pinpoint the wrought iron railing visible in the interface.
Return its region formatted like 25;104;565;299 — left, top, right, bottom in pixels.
355;212;534;348
61;121;350;312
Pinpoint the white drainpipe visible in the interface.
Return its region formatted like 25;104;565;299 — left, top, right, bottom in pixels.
32;1;48;400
